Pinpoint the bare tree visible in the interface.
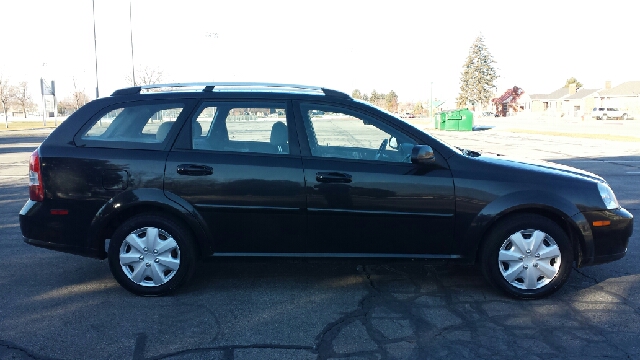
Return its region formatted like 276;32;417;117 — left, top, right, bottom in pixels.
15;82;35;118
57;98;74;116
125;65;164;86
71;77;90;110
0;75;17;128
56;78;90;116
73;91;90;110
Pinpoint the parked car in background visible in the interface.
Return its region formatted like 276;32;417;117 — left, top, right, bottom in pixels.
19;82;633;299
592;107;629;120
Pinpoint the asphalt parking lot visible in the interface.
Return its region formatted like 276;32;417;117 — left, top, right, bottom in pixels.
0;120;639;360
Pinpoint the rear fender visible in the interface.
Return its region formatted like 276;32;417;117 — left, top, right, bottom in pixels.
87;188;213;258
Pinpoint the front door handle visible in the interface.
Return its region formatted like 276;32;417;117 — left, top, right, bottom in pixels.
316;172;352;183
177;164;213;176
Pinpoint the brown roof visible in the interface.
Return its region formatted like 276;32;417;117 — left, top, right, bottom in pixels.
598;81;640;96
529;94;547;100
565;88;599;100
530;87;570;100
546;87;571;100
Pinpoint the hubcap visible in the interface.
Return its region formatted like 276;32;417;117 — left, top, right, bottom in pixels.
119;227;180;287
498;229;561;290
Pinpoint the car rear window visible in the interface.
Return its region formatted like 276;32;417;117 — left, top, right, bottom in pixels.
76;102;186;150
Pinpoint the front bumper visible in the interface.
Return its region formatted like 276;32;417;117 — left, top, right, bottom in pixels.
574;208;634;266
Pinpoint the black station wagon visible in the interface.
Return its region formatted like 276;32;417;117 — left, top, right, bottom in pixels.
19;83;633;299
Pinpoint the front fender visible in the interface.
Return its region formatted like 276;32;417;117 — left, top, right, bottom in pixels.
87;188;213;258
458;190;584;261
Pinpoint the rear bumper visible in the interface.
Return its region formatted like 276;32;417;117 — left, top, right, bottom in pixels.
575;208;633;266
19;200;106;259
23;237;105;259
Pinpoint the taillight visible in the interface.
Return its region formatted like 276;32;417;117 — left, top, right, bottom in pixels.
29;149;44;201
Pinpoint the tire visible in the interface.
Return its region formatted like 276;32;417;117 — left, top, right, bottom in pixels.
480;214;573;299
622;114;627;120
108;213;196;296
602;114;608;121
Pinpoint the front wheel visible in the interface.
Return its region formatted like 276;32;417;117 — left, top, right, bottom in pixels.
480;214;573;299
108;213;196;296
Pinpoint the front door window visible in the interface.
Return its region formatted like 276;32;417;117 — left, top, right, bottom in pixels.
301;104;416;163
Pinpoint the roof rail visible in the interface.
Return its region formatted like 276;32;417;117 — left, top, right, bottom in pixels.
111;82;350;98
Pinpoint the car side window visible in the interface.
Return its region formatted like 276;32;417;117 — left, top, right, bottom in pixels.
191;102;289;155
301;104;416;163
79;102;185;148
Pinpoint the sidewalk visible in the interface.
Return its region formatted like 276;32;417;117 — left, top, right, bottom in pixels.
480;113;640;140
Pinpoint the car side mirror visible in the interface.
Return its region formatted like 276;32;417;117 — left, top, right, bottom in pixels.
411;145;435;165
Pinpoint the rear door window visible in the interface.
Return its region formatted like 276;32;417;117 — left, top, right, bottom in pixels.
191;101;292;155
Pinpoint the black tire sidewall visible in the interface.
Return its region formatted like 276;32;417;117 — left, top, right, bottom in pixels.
481;214;573;299
108;214;196;296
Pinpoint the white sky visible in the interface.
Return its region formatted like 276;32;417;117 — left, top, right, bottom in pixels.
2;0;639;106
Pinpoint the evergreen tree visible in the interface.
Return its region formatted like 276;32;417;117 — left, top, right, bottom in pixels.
370;89;380;106
564;77;583;90
385;90;398;112
352;89;362;99
413;102;424;115
456;35;498;109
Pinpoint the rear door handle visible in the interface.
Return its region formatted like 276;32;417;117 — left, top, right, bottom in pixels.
316;172;352;183
177;164;213;176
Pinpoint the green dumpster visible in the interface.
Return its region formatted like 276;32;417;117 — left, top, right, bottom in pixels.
437;112;447;130
445;110;462;131
443;108;474;131
458;108;474;131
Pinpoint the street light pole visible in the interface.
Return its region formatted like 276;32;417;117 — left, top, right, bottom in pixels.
204;32;219;81
129;0;136;86
92;0;100;98
430;82;433;119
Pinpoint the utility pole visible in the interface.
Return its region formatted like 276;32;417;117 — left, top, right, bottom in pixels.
430;82;433;119
130;0;136;86
92;0;100;98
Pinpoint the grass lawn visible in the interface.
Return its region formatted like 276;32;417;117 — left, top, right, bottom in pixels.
0;121;60;131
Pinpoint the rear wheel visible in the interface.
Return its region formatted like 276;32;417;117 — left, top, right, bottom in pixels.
108;213;196;296
480;214;573;299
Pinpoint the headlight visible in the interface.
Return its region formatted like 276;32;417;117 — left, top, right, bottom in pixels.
597;182;619;209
